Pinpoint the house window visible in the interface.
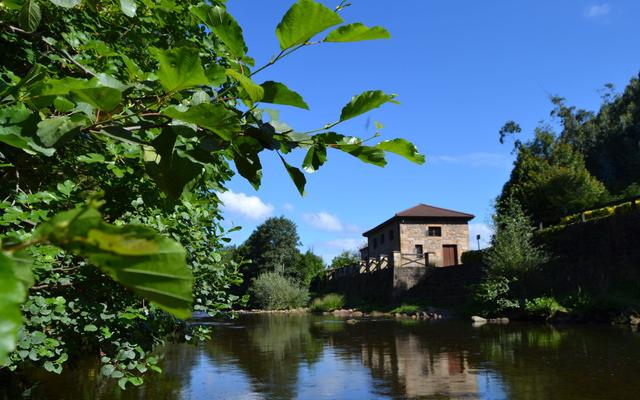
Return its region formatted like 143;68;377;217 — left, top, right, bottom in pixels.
415;244;424;258
381;233;385;244
427;226;442;237
389;230;394;241
373;238;378;248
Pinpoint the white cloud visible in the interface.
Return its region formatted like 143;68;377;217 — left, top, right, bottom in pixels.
429;152;511;168
345;223;361;233
468;223;493;250
282;202;294;212
302;212;343;232
584;4;610;18
218;190;273;221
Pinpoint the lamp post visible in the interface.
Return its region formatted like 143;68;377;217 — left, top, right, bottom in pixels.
476;234;481;250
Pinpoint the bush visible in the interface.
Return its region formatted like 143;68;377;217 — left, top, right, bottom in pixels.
524;296;566;320
310;293;345;312
471;276;520;316
249;272;309;310
485;197;549;279
461;250;485;265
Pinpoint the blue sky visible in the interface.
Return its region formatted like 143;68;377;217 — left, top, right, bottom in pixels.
218;1;640;263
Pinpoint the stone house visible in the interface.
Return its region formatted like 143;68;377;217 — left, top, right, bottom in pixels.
361;204;474;268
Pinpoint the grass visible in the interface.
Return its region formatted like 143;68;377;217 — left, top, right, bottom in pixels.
389;304;422;314
310;293;345;312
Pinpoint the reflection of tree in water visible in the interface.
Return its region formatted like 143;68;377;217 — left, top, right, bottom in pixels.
0;341;194;400
7;317;640;400
474;324;640;400
205;315;323;400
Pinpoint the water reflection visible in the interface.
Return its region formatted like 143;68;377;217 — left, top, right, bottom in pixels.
3;315;640;399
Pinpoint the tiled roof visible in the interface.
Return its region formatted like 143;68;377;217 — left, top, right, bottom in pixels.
362;204;474;236
395;203;474;219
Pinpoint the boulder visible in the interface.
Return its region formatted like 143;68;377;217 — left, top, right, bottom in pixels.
471;316;487;323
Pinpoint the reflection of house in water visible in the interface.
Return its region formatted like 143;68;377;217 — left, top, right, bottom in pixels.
361;333;479;398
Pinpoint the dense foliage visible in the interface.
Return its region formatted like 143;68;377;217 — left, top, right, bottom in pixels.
473;197;549;315
248;272;309;310
498;74;640;223
310;293;344;312
236;217;326;290
0;0;423;388
329;250;360;269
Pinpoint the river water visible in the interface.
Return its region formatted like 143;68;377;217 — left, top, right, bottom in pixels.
3;314;640;399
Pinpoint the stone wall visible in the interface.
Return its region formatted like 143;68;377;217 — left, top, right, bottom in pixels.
399;221;469;266
536;209;640;297
321;268;395;304
365;221;400;259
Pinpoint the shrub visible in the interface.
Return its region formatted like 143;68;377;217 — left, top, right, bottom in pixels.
310;293;345;312
249;272;309;310
461;250;485;265
471;276;520;316
524;296;566;320
485;197;549;279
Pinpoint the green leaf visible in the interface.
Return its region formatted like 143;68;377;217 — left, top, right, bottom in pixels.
153;47;209;93
278;154;306;196
49;0;81;8
11;250;34;290
19;0;41;33
324;135;387;167
339;90;397;122
36;115;85;147
276;0;343;50
128;376;143;386
118;377;128;390
145;128;204;199
0;104;55;156
71;87;122;112
260;81;309;110
0;253;27;365
375;138;425;164
83;324;98;332
205;64;226;86
232;137;263;190
324;23;390;42
302;144;326;173
162;103;239;141
35;206;193;319
119;0;136;17
190;4;246;58
77;153;106;164
225;69;263;103
0;65;45;100
100;364;115;377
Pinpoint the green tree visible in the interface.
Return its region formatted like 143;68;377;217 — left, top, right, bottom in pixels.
330;250;360;269
474;197;550;315
554;77;640;194
294;250;325;287
499;126;608;222
239;217;301;280
486;197;549;279
0;0;423;384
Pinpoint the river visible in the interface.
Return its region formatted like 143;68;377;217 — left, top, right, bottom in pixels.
3;314;640;399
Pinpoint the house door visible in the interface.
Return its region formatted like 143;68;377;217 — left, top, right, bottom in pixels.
442;245;458;267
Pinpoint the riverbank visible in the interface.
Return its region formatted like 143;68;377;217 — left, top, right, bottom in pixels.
231;304;640;327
